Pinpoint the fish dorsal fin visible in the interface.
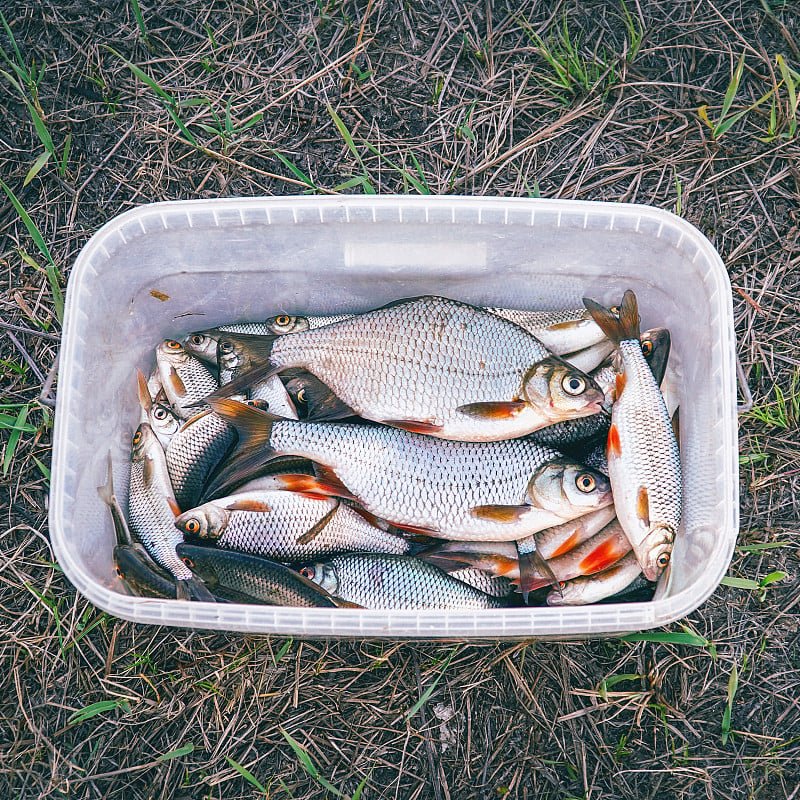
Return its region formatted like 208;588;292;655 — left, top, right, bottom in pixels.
636;486;650;527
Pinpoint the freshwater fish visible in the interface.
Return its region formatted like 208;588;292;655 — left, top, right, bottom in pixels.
298;553;507;609
208;400;613;541
546;551;644;606
156;339;219;419
584;291;681;580
176;543;340;607
175;490;411;560
127;423;215;600
137;370;182;449
208;296;606;442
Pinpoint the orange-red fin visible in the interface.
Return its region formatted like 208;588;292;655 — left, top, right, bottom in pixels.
578;539;629;575
296;502;339;545
274;472;358;503
549;532;581;559
636;486;650;527
456;401;527;419
227;499;272;512
137;370;153;410
388;521;440;536
166;497;182;517
615;372;626;396
607;424;621;459
169;366;187;397
470;504;529;523
383;419;445;434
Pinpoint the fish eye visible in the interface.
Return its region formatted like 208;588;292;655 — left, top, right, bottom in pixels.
562;375;586;396
576;473;596;493
184;519;201;534
153;406;168;420
610;305;620;314
299;566;315;579
219;340;234;353
276;315;291;326
166;340;182;350
115;566;125;579
657;552;671;568
641;340;653;356
296;388;307;404
190;334;205;346
182;556;195;568
132;431;142;445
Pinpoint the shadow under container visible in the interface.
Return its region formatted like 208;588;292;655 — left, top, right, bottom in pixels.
49;196;739;639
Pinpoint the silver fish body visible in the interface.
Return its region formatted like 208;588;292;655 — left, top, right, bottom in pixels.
165;410;237;511
584;292;681;580
546;551;644;606
450;567;515;598
300;554;506;609
175;490;411;560
156;340;219;419
258;296;605;441
210;402;613;541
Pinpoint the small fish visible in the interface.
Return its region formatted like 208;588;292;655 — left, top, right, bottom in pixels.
584;292;681;581
165;409;238;511
137;370;182;449
299;554;507;609
207;400;613;542
546;551;644;606
176;543;340;607
156;339;219;420
417;541;520;579
114;545;179;599
265;313;353;334
127;423;215;601
209;296;606;442
175;489;411;560
521;519;632;591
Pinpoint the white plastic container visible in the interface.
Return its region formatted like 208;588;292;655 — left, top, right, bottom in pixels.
50;196;738;638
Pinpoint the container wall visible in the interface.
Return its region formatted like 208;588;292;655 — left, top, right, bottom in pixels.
50;197;738;637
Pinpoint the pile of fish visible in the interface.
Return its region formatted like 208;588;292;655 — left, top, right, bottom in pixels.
100;291;681;610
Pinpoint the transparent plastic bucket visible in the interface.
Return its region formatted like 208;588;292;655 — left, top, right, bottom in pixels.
49;196;738;638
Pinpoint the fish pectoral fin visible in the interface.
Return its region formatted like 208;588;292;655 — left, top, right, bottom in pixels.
274;471;358;503
382;419;445;435
179;577;217;602
456;401;528;419
169;366;187;397
636;486;650;528
166;497;182;517
416;550;477;573
296;502;340;545
470;504;529;523
332;598;365;609
137;370;153;411
388;521;441;536
226;499;272;512
607;423;621;458
516;545;560;602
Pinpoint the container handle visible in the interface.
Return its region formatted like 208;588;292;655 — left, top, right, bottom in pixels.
736;355;753;414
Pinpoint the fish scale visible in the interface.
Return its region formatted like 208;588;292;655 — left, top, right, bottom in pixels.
267;296;596;441
215;409;613;541
178;490;411;560
305;554;506;609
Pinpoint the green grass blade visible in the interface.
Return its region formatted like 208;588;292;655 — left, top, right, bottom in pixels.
721;576;760;590
225;756;267;793
328;104;374;192
3;404;28;475
619;631;712;648
405;646;457;721
268;149;316;188
60;131;71;176
157;743;195;761
721;52;746;121
0;411;37;432
24;151;51;186
68;699;131;725
280;727;344;797
362;141;429;194
0;11;24;68
32;455;50;481
0;177;56;266
721;661;738;744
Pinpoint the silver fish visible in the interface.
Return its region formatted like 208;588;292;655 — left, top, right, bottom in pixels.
208;400;613;542
450;567;515;598
137;370;182;449
584;292;681;580
175;490;411;560
560;339;615;373
212;296;606;442
299;554;507;609
156;339;219;419
165;410;237;511
128;423;214;600
546;551;644;606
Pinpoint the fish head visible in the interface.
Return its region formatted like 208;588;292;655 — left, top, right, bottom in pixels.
637;525;675;581
522;357;606;422
131;422;159;463
299;562;338;594
175;503;229;540
182;329;221;365
639;327;671;386
217;335;249;379
266;314;309;334
148;401;181;447
526;458;613;516
175;545;219;586
156;338;192;368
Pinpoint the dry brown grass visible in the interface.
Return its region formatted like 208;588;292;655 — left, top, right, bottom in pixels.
2;1;800;797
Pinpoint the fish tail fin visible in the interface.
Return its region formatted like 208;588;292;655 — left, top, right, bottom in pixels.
583;290;640;343
203;399;283;498
516;541;560;602
176;576;218;602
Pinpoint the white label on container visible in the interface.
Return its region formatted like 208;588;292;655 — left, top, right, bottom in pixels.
345;241;487;271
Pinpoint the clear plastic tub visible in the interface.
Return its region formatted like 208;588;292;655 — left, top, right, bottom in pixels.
49;196;738;638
